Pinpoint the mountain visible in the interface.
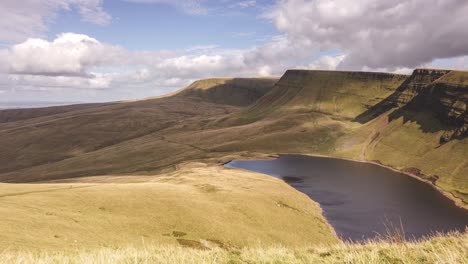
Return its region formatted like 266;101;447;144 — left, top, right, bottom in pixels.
175;77;278;106
0;78;276;182
0;69;466;205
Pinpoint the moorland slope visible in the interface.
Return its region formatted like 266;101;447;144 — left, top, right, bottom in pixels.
0;69;466;201
0;69;466;256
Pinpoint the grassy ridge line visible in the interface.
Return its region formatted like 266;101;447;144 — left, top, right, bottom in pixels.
175;77;279;106
1;233;466;264
231;70;408;124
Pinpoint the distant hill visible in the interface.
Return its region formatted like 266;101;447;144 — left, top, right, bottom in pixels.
175;77;278;106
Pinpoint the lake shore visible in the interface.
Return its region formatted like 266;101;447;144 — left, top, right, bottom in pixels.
223;152;468;211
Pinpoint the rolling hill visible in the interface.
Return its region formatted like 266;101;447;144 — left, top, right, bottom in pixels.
0;69;466;254
0;69;466;203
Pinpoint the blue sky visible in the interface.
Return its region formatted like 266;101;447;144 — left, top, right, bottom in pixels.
0;0;468;103
50;0;277;51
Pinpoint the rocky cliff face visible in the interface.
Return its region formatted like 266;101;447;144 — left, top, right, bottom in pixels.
386;70;468;143
354;69;467;143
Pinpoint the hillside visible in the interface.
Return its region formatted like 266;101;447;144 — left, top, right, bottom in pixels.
338;69;468;203
233;70;407;123
0;163;337;251
210;69;468;205
2;233;467;263
0;68;466;255
0;69;466;204
175;77;279;106
0;78;276;182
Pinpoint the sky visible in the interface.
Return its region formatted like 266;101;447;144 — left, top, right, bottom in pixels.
1;0;468;103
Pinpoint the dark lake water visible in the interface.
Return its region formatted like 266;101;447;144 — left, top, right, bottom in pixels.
225;155;468;241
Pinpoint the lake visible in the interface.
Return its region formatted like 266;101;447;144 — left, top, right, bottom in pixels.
225;155;468;241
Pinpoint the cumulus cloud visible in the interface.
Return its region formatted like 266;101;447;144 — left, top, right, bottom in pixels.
4;0;468;101
0;33;282;93
268;0;468;70
0;0;111;43
306;55;346;71
6;33;124;77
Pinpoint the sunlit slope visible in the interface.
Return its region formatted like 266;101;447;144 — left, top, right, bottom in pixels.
0;164;337;251
226;70;407;124
175;77;278;106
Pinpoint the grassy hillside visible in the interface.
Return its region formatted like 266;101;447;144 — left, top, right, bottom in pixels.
213;69;468;205
336;69;468;203
2;233;466;263
175;77;278;106
0;103;111;124
0;96;239;180
225;70;407;125
0;69;466;203
0;69;466;259
0;163;337;251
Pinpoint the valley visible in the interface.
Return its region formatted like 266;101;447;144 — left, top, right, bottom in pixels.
0;69;466;261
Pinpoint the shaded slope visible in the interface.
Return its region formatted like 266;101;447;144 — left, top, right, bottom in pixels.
175;78;278;106
0;96;239;180
0;103;111;124
354;69;450;123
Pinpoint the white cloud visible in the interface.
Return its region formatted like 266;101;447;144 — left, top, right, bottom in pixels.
3;0;468;100
268;0;468;70
8;72;112;90
6;33;124;77
72;0;111;25
0;30;295;95
306;55;346;71
0;33;272;92
0;0;111;43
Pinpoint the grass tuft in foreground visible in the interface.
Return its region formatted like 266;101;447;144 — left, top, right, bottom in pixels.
1;232;466;264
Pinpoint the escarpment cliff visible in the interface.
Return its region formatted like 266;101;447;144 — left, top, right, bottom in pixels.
345;69;468;203
218;69;467;204
388;70;467;142
234;70;407;124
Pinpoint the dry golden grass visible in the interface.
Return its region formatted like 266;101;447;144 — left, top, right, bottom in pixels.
0;163;337;251
1;233;466;264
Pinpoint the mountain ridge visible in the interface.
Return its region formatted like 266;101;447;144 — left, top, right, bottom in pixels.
0;68;466;205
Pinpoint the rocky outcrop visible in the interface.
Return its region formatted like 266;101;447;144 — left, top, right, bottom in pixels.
354;69;449;123
356;69;467;143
